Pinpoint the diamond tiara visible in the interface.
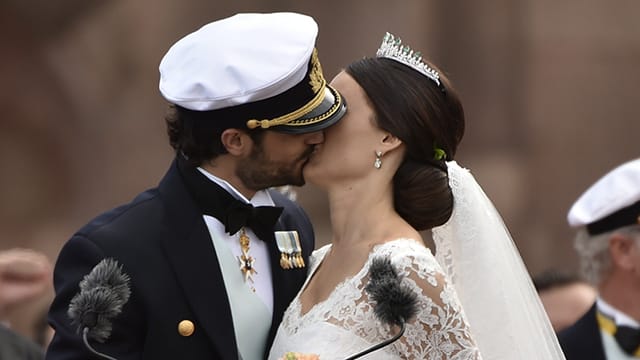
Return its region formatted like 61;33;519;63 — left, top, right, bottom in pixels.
376;32;441;87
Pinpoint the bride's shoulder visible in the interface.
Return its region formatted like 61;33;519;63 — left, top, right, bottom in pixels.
372;238;443;275
373;238;432;256
372;239;457;304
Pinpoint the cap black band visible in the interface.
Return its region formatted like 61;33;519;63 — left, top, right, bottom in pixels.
587;200;640;235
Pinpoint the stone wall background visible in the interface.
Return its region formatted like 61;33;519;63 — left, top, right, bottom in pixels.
2;2;639;334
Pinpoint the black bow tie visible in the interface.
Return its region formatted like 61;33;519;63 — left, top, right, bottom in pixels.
177;157;283;242
223;200;283;242
615;325;640;356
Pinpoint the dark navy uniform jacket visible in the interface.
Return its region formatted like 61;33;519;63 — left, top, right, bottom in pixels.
558;304;607;360
46;159;314;360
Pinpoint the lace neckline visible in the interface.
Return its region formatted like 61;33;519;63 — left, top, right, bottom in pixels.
296;238;421;319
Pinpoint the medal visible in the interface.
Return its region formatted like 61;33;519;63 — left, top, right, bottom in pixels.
275;231;305;269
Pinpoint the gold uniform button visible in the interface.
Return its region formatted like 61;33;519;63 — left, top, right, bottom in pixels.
178;320;195;337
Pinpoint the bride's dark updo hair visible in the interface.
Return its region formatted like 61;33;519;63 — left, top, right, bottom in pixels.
345;57;465;230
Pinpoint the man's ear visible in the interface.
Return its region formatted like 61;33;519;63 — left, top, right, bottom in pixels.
220;128;251;156
609;234;636;271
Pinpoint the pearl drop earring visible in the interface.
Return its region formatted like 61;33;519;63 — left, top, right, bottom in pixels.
374;151;383;169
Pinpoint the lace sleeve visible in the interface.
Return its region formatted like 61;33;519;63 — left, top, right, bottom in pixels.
374;242;482;360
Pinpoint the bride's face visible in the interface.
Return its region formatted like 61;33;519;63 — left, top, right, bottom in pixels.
303;71;387;187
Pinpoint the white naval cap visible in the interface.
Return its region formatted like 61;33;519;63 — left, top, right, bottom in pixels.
567;158;640;235
158;12;345;134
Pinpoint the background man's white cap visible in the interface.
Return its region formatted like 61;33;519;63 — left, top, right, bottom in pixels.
158;12;345;134
567;158;640;235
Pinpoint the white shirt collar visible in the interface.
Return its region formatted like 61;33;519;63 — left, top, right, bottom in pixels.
597;297;640;328
196;167;275;207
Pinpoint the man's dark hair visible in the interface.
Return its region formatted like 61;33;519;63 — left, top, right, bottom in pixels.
165;105;265;166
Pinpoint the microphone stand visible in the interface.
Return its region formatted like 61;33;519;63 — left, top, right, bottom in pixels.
344;318;407;360
82;327;118;360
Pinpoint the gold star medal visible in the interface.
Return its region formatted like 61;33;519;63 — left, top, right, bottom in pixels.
237;228;257;284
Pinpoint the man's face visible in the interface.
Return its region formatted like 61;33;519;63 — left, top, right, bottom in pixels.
629;231;640;281
236;130;324;190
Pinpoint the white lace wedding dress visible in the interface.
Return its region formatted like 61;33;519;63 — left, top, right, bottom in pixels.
267;238;482;360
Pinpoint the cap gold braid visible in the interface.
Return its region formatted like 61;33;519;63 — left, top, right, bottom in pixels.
246;49;329;130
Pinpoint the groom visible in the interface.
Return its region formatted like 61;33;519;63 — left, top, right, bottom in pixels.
46;12;345;360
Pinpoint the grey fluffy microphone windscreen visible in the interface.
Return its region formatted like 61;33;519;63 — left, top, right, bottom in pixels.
67;258;131;360
345;256;418;360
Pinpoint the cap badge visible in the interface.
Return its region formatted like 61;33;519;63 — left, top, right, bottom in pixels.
309;49;325;93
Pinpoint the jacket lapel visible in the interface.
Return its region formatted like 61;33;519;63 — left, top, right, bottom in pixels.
265;226;291;351
158;160;238;360
560;303;607;360
267;226;290;325
584;305;608;360
264;214;309;352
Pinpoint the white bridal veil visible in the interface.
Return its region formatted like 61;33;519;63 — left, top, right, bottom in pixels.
432;161;566;359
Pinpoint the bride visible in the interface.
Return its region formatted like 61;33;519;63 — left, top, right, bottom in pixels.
268;33;565;360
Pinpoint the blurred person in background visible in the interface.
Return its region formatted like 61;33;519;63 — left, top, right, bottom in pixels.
533;269;597;332
0;247;52;359
45;12;345;360
559;158;640;359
